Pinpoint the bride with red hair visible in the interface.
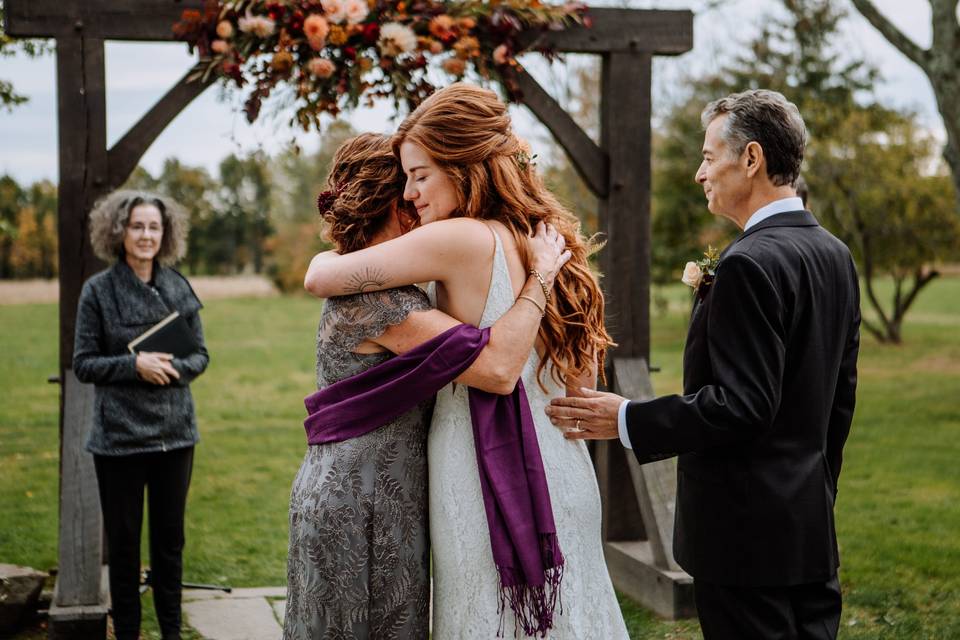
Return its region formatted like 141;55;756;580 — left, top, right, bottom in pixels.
305;83;628;638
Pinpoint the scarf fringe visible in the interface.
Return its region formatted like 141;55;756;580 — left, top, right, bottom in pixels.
496;535;565;638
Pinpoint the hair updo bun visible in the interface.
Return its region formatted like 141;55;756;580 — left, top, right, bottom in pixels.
319;133;411;254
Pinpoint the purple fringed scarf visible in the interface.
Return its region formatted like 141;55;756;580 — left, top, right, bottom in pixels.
303;324;564;637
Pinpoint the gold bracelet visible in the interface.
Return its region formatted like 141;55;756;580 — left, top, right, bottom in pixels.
517;295;546;317
528;269;551;302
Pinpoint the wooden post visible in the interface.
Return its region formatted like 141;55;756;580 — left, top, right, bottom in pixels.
600;51;652;360
49;372;109;639
56;34;109;371
48;33;111;639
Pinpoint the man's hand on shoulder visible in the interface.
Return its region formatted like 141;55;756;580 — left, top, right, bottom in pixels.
546;388;625;440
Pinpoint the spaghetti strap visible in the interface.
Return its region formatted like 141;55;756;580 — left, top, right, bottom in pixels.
477;223;515;329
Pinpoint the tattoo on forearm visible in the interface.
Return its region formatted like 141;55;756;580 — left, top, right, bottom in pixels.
345;267;389;294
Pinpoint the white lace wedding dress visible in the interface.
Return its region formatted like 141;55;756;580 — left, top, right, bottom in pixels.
428;230;629;639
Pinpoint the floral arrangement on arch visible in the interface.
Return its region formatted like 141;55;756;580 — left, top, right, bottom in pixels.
174;0;589;131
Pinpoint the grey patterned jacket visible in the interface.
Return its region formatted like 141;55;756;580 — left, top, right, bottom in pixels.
73;261;209;456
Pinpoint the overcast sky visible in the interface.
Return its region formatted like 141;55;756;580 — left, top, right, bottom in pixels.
0;0;945;185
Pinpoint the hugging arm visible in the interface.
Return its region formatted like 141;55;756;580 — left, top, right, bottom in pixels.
370;221;570;394
304;218;491;296
372;273;551;394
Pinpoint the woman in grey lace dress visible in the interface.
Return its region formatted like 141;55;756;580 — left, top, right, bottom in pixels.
283;133;570;639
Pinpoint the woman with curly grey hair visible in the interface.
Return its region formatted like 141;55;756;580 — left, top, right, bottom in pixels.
74;190;208;640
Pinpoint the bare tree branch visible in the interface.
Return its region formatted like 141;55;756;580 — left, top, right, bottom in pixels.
850;0;931;70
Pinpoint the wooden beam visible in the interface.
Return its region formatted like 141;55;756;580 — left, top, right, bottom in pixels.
599;52;652;360
108;64;215;190
528;9;693;55
4;0;204;40
6;2;693;56
514;70;608;198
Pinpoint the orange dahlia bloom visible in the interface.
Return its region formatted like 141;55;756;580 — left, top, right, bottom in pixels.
429;15;457;41
304;14;330;42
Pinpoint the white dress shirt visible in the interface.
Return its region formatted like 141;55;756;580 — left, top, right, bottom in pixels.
743;196;804;231
616;196;804;450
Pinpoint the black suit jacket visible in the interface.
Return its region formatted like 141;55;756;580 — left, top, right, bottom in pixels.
626;210;860;587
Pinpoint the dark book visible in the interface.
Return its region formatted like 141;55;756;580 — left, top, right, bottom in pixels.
127;311;198;359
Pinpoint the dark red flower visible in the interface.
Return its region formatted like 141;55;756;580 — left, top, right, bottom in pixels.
362;23;380;44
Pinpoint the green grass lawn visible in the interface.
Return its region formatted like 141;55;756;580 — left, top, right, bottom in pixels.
2;277;959;639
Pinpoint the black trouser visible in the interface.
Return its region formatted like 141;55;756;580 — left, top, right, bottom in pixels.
694;575;842;640
94;446;194;640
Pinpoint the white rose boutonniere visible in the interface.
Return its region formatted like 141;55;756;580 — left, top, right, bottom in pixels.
682;246;721;300
681;262;703;289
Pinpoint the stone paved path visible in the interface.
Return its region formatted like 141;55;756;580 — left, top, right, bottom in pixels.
182;587;286;640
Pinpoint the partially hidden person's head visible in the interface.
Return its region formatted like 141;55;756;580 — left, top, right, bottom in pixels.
318;133;414;254
696;89;807;226
89;190;189;266
394;82;612;387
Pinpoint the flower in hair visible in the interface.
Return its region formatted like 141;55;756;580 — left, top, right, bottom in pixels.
317;182;347;214
515;149;538;172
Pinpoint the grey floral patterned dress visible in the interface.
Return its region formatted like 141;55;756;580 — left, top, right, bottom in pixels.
283;286;433;640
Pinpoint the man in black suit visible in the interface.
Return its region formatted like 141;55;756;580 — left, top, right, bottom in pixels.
547;89;860;640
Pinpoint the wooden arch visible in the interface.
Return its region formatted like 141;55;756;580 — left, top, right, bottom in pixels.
4;2;694;637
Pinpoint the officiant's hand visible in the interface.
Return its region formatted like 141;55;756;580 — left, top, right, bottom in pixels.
136;352;181;385
546;387;624;440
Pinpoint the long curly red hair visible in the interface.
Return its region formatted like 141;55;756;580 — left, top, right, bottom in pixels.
393;83;613;387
